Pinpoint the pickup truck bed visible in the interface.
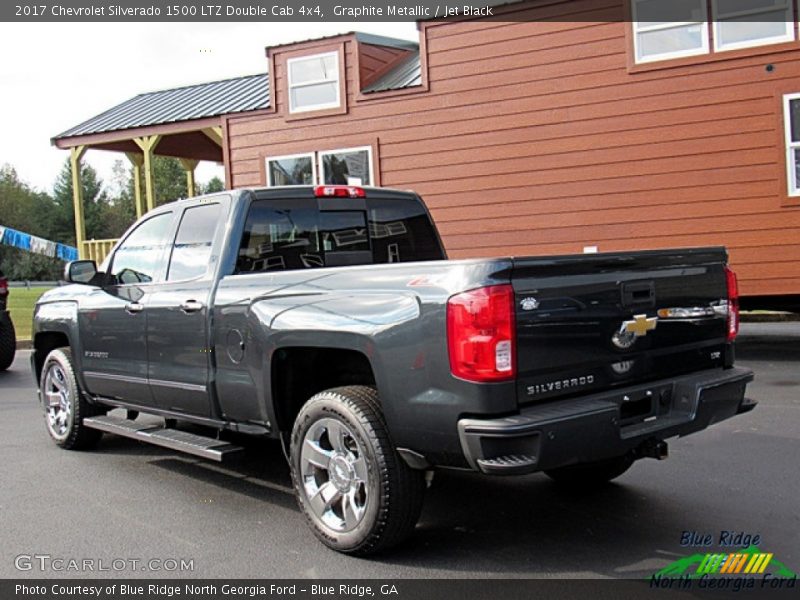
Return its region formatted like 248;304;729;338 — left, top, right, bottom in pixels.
30;185;754;556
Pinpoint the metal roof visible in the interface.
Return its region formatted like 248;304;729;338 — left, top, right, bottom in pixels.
54;73;269;140
363;51;422;94
353;32;419;51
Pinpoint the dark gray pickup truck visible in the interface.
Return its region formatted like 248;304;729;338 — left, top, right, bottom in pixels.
31;185;755;555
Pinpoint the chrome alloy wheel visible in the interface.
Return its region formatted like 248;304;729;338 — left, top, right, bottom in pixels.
300;418;369;532
43;363;72;438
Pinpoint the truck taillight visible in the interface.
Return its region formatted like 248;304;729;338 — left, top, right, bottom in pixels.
314;185;366;198
447;284;516;382
725;266;739;342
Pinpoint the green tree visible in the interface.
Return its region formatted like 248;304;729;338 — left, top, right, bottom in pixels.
0;164;62;280
152;155;189;206
50;158;112;245
103;160;136;238
200;176;225;195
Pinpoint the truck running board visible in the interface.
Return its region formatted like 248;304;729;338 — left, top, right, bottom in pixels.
83;416;244;462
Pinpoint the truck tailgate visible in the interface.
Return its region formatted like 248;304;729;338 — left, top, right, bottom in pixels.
512;247;731;405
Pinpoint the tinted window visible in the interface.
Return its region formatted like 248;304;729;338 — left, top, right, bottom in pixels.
367;197;444;263
111;212;173;284
236;200;368;273
236;197;443;274
167;203;221;281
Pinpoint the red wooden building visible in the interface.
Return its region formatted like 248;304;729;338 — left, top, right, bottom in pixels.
55;1;800;309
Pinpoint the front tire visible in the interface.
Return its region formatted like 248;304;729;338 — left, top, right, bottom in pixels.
289;386;425;556
544;454;634;488
40;348;103;450
0;316;15;371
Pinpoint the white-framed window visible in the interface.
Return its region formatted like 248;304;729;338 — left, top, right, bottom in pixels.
287;52;340;114
318;146;373;186
266;153;316;186
713;0;795;52
632;0;710;63
784;93;800;196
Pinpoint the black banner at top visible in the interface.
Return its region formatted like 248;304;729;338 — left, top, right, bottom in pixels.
2;0;796;23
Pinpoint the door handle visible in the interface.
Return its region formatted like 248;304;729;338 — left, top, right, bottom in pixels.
125;302;144;314
180;299;204;313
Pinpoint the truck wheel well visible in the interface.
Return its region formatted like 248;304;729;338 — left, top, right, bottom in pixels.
33;331;70;381
272;347;376;433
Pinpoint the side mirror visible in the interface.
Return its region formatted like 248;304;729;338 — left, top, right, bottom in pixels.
64;260;97;284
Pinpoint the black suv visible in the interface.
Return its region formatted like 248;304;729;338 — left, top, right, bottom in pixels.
0;269;15;370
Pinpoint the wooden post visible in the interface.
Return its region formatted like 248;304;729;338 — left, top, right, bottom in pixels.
125;152;145;218
133;135;162;211
69;145;87;258
179;158;199;198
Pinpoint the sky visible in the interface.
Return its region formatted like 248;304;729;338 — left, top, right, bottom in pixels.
0;22;418;195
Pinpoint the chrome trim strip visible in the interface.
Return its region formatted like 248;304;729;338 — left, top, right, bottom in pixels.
83;371;206;393
84;371;147;385
148;378;207;393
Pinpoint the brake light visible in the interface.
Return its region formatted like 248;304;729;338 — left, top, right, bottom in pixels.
447;284;516;382
314;185;366;198
0;278;7;297
725;266;739;342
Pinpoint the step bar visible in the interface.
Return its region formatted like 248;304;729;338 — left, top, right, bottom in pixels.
83;416;243;462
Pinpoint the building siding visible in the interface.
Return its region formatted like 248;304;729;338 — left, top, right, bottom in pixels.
227;1;800;299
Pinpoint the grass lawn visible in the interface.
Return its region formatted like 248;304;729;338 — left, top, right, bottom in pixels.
6;287;53;340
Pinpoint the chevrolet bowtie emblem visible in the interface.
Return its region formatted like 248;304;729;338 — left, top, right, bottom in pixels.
621;314;658;337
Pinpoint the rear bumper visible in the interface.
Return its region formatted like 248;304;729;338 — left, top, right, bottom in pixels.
457;367;755;475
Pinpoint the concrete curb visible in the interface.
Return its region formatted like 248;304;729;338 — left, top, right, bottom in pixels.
740;313;800;323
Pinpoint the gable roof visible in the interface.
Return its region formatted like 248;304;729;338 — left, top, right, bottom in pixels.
53;73;269;140
362;51;422;93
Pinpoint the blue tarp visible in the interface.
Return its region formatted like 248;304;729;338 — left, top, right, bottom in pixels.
0;225;78;262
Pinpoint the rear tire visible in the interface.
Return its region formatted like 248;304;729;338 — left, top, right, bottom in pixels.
39;348;103;450
0;316;15;371
544;454;634;488
289;386;425;556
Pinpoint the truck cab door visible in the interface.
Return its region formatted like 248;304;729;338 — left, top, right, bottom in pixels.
79;211;174;404
146;200;225;418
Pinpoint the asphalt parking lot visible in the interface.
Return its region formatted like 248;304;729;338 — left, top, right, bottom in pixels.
0;323;798;579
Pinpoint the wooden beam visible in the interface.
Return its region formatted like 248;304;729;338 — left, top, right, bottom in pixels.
201;126;223;147
125;152;145;218
69;145;87;258
52;116;222;149
179;158;199;198
133;135;162;211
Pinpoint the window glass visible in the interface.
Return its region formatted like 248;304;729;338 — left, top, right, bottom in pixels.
794;149;800;193
636;0;707;22
367;197;444;264
714;1;794;51
267;155;314;186
637;24;706;58
111;212;173;284
289;54;337;85
290;83;339;112
790;98;800;143
320;148;372;185
167;203;221;281
237;201;324;272
786;96;800;196
236;197;444;274
288;52;339;113
716;0;788;14
633;0;708;63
